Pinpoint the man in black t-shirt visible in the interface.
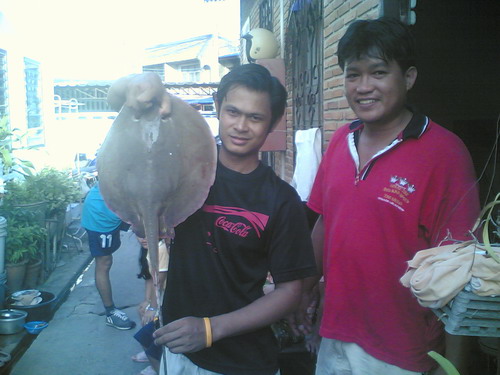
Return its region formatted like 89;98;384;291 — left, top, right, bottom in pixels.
108;64;317;375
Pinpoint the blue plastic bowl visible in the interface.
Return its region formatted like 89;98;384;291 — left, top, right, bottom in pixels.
23;321;48;334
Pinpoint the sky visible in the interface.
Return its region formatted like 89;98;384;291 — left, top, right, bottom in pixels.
2;0;240;80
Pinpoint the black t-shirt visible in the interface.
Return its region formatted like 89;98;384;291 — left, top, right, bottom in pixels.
162;161;316;375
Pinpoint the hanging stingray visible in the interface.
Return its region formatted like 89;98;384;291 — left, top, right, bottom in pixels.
97;93;217;283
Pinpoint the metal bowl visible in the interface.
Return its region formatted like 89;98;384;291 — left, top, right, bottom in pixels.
0;309;28;334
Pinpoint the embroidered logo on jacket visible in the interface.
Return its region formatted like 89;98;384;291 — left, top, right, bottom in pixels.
378;176;416;212
203;205;269;238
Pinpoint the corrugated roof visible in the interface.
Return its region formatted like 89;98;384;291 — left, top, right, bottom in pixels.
145;34;239;65
54;79;114;87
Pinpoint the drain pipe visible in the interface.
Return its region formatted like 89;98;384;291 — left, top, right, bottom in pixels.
0;176;5;274
0;216;5;273
0;216;7;309
280;0;284;58
0;175;7;308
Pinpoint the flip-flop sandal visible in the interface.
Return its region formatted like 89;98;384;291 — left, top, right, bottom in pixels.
131;351;149;363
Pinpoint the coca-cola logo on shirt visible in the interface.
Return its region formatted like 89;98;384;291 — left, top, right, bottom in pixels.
215;216;251;237
203;204;269;238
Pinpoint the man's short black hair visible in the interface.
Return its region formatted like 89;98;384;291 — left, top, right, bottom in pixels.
216;64;287;130
337;17;416;73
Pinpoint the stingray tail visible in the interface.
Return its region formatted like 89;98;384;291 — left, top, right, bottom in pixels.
143;209;163;326
143;212;169;375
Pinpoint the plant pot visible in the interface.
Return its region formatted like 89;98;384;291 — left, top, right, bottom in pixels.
5;261;28;294
23;258;42;289
12;201;47;227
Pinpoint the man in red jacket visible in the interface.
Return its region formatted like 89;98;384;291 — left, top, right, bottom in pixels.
297;17;480;375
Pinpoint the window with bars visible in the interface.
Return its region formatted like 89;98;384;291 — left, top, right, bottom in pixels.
381;0;416;25
0;49;8;121
286;0;323;131
261;152;275;168
54;86;110;112
259;0;273;31
259;0;274;165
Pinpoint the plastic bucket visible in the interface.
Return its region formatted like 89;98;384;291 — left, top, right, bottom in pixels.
7;291;56;322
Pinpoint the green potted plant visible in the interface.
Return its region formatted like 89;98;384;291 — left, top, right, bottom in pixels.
24;168;80;258
0;179;47;227
1;168;81;282
5;216;46;293
23;167;81;220
1;168;80;236
28;168;81;276
1;178;47;292
0;115;36;178
0;115;40;295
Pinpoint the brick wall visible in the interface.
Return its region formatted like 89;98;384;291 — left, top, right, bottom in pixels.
243;0;381;182
322;0;380;145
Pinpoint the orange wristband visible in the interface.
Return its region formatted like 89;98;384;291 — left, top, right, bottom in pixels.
203;317;212;348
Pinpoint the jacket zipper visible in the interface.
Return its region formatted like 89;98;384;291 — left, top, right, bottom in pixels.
350;136;403;186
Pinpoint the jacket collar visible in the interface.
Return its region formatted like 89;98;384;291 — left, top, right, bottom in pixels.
349;112;429;141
